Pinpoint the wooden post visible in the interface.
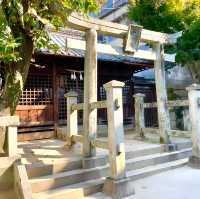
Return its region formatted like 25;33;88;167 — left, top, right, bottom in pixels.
53;64;59;134
103;80;135;198
187;84;200;169
133;93;145;138
153;42;171;144
83;29;98;157
64;92;78;148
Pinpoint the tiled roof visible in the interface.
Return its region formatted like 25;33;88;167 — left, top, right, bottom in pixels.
38;29;151;66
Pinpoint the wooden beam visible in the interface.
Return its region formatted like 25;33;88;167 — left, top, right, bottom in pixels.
53;64;59;131
66;14;181;44
66;38;175;62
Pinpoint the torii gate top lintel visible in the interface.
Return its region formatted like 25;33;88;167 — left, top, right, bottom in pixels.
66;13;181;45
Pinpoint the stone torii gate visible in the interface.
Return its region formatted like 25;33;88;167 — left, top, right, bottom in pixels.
64;14;181;197
65;14;180;155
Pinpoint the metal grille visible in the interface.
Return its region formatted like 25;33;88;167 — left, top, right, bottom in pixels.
19;74;53;105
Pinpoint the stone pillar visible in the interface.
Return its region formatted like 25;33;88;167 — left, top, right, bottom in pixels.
0;116;20;157
83;29;98;157
64;91;78;148
187;84;200;169
7;126;17;157
103;80;135;199
153;43;171;144
133;93;145;138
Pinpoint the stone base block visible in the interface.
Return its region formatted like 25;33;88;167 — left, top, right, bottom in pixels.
103;177;135;199
82;156;107;169
165;144;178;152
189;156;200;169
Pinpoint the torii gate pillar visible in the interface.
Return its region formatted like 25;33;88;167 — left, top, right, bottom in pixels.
153;43;171;144
83;29;98;157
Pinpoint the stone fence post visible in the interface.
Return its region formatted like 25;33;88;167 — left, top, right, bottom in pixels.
133;93;145;138
103;80;135;198
64;91;78;148
0;116;19;157
187;84;200;169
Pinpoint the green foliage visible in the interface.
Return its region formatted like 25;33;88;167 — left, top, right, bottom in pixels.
0;11;22;63
176;19;200;65
128;0;200;33
0;0;103;114
0;0;101;63
128;0;200;79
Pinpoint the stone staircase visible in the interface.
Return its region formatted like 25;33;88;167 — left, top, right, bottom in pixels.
23;142;192;199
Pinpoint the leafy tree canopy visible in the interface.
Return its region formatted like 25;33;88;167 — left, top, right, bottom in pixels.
128;0;200;82
0;0;102;63
176;20;200;64
128;0;200;33
0;0;103;115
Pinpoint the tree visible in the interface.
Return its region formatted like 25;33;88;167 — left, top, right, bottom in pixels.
128;0;200;82
176;19;200;83
0;0;102;116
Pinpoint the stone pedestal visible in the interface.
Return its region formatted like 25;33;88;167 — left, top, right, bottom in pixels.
187;84;200;169
189;156;200;169
103;177;135;199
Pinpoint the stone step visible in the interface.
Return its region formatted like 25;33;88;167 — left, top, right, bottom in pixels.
26;142;192;178
30;148;191;193
32;178;105;199
30;165;109;193
126;148;192;171
26;145;166;178
127;158;188;181
32;158;188;199
26;156;106;178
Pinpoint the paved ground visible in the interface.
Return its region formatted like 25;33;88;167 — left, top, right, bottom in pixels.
87;166;200;199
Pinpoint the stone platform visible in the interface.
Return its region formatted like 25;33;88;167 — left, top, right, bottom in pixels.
18;133;191;165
